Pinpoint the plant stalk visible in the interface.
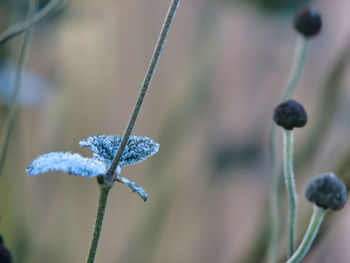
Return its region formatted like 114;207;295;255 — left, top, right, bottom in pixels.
286;205;326;263
0;0;38;175
281;36;307;101
0;0;66;46
86;184;112;263
283;130;297;256
86;1;180;262
268;35;308;263
105;0;180;181
267;124;281;263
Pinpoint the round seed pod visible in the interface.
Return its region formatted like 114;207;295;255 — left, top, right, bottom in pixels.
273;100;307;130
293;6;322;37
305;173;347;211
0;244;13;263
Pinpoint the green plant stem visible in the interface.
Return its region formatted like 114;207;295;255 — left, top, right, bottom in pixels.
0;0;66;46
287;205;326;263
267;124;281;263
0;0;37;176
281;36;307;101
86;184;112;263
283;130;297;256
86;1;180;262
105;0;180;181
268;36;307;263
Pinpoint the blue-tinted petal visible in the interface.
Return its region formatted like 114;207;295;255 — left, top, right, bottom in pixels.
26;152;107;178
116;176;148;201
79;135;159;166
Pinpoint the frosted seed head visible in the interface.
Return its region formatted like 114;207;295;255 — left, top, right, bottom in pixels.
273;100;307;130
293;6;322;37
305;173;347;211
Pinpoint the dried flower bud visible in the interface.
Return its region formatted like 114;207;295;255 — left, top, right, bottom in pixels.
273;100;307;130
293;6;322;37
0;244;13;263
305;173;347;211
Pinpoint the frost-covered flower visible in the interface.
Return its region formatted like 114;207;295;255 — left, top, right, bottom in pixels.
26;135;159;201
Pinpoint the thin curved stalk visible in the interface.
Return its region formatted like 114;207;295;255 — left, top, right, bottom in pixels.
280;36;307;101
105;0;180;181
0;0;66;46
287;205;326;263
267;125;281;263
267;36;307;263
86;184;112;263
283;130;297;256
86;1;180;262
0;0;38;175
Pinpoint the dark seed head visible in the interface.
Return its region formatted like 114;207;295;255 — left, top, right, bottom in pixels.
305;173;347;211
0;244;13;263
293;6;322;37
273;100;307;130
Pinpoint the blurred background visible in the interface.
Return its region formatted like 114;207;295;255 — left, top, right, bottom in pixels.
0;0;350;262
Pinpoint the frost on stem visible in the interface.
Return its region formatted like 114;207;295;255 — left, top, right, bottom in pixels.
26;152;107;177
305;173;347;211
79;135;159;166
273;100;307;130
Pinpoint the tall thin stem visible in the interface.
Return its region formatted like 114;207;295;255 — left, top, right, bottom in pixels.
86;184;112;263
283;130;297;256
0;0;38;175
267;124;281;263
86;1;180;262
280;36;307;101
268;36;307;263
105;0;180;181
287;205;326;263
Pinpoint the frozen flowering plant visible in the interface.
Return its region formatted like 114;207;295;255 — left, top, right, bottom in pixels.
19;0;179;262
27;135;159;201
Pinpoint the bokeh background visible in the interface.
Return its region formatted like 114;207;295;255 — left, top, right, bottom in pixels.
0;0;350;262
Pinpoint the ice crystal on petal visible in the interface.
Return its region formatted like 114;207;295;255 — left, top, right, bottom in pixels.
116;176;148;201
79;135;159;166
26;152;107;178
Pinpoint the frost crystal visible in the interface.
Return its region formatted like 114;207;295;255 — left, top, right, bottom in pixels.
26;152;107;178
116;177;148;201
79;135;159;166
